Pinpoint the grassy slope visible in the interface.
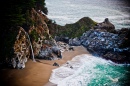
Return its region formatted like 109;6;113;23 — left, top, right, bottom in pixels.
48;17;97;38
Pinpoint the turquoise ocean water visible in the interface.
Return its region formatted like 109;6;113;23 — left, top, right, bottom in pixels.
49;54;130;86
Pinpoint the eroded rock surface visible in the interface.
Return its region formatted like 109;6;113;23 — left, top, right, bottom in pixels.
69;18;130;63
12;27;30;69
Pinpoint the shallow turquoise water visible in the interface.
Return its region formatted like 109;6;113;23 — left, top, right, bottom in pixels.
49;54;130;86
88;64;130;86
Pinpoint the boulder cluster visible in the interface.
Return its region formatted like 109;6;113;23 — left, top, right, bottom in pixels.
80;29;130;63
58;18;130;63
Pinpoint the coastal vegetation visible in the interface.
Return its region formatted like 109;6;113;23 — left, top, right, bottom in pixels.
0;0;48;67
1;0;47;28
48;17;97;38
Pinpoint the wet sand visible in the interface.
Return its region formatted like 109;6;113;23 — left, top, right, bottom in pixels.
0;46;90;86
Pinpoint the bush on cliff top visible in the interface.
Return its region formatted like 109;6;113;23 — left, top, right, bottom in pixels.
0;0;48;63
48;17;97;38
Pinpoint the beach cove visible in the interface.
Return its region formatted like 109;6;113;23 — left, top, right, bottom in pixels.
0;46;90;86
0;0;130;86
1;45;130;86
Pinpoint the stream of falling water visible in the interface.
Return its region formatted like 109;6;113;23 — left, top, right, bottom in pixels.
25;32;35;62
21;28;35;62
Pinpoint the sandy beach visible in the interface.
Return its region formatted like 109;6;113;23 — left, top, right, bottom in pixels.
0;46;90;86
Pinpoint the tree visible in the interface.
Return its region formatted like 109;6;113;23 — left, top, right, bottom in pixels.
35;0;48;14
1;0;48;29
0;0;48;63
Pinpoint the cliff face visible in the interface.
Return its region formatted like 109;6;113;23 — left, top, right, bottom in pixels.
28;8;53;56
0;8;57;69
68;18;130;64
0;7;98;69
12;27;30;69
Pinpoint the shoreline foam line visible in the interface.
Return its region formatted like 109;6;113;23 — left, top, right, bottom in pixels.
49;54;95;85
49;54;130;86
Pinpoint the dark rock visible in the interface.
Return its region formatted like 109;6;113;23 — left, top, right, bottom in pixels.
38;46;62;60
69;46;74;51
51;46;62;59
53;62;60;67
69;37;81;46
102;52;128;63
70;66;73;69
94;18;115;32
38;48;53;60
79;28;130;63
55;36;69;43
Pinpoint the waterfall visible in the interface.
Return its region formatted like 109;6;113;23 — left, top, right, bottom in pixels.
20;27;35;62
25;32;36;62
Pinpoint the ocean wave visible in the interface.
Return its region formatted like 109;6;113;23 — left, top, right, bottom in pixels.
49;54;130;86
46;0;130;29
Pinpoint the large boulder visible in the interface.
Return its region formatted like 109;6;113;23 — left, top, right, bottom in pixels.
38;45;62;60
94;18;115;32
55;36;69;43
69;37;81;46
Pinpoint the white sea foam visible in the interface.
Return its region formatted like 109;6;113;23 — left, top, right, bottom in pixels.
49;54;112;85
49;53;130;86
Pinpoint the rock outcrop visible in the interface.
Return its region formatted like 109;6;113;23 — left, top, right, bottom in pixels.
94;18;115;32
38;46;62;60
69;18;130;63
69;37;81;46
0;8;62;69
29;9;62;61
80;29;130;63
12;27;30;69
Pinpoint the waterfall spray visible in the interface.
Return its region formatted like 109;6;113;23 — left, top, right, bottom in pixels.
26;32;36;62
20;27;36;62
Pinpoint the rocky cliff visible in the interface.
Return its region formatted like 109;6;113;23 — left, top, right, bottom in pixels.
69;18;130;63
1;9;129;69
0;8;60;69
0;7;98;69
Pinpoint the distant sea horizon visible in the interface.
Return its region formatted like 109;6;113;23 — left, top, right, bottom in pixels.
46;0;130;29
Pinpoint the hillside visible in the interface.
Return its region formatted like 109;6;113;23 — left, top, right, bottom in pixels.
48;17;97;38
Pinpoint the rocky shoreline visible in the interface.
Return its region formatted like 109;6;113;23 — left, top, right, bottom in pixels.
0;46;90;86
55;18;130;64
0;12;130;69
